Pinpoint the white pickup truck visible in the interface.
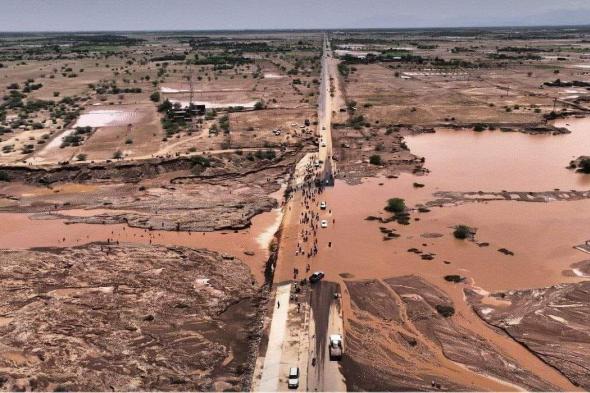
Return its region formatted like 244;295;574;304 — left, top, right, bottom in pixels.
329;334;343;361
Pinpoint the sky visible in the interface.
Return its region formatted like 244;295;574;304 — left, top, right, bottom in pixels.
1;0;590;32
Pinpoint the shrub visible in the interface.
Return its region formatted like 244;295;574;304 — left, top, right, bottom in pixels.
385;198;406;214
473;123;486;132
369;154;382;165
453;225;473;239
435;304;455;318
579;158;590;174
190;155;211;168
150;91;161;102
0;171;10;182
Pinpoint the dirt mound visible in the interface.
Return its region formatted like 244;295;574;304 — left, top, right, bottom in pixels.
0;243;261;391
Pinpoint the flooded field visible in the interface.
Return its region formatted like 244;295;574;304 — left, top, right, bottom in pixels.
269;116;590;390
405;118;590;191
75;108;146;128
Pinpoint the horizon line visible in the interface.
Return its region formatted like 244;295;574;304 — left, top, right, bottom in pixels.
1;23;590;35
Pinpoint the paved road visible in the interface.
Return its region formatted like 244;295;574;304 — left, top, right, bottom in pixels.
255;284;292;392
307;281;346;392
253;35;346;392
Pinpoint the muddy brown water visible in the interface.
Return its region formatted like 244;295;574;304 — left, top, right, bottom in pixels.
406;118;590;191
0;207;281;285
275;118;590;390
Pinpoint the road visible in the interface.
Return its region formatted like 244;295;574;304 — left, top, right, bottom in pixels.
253;35;346;392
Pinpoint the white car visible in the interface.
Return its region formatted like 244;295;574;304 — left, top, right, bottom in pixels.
320;201;327;210
288;367;299;389
321;220;328;228
321;141;326;147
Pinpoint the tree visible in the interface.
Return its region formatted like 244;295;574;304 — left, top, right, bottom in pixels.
157;99;172;113
113;150;123;159
453;225;473;239
385;198;405;214
369;154;382;165
76;153;87;161
579;158;590;174
254;100;264;110
150;91;161;102
435;305;455;318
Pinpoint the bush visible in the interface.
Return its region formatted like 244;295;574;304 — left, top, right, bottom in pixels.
190;155;211;168
473;123;486;132
150;91;161;102
385;198;405;214
579;158;590;174
453;225;473;239
369;154;382;165
0;171;10;182
435;304;455;318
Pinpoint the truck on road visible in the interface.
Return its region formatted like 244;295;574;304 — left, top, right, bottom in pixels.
329;334;343;361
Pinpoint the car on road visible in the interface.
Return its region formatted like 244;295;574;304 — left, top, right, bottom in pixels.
288;367;299;389
329;334;343;361
309;271;325;283
321;220;328;228
314;161;321;168
320;201;327;210
321;141;326;147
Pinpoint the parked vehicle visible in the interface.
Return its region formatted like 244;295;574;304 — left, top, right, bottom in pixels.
288;367;300;389
329;334;343;361
309;271;325;283
320;201;327;210
321;220;328;228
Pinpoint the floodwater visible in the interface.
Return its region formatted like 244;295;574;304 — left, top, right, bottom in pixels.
170;99;258;109
274;117;590;390
0;206;282;285
263;73;284;79
75;109;144;128
405;118;590;191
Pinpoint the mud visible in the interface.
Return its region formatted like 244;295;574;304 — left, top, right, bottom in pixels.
0;243;260;391
0;154;294;233
343;276;557;391
426;189;590;206
467;281;590;390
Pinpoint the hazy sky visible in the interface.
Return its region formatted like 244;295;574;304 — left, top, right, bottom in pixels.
1;0;590;32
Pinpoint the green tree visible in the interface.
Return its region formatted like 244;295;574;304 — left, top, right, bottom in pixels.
453;225;472;239
369;154;382;165
150;91;161;102
579;158;590;174
385;198;405;214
